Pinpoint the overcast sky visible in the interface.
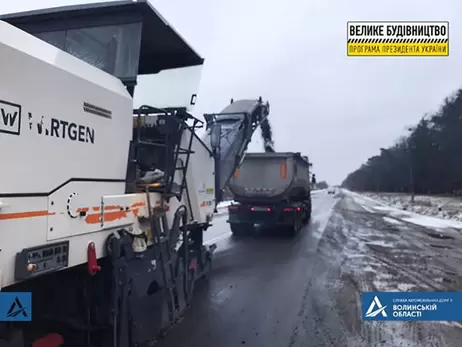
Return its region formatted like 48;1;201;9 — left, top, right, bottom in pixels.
2;0;461;185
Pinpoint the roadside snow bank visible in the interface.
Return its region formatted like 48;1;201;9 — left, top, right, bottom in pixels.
363;193;462;222
348;191;462;230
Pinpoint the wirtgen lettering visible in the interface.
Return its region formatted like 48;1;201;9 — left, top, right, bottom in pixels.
50;118;95;144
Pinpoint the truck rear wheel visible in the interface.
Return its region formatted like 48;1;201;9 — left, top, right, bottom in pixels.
230;223;253;236
304;200;312;224
288;214;302;237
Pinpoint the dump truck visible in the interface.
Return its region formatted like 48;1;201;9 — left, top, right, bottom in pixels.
226;152;312;236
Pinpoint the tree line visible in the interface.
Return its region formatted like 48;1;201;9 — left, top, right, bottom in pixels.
342;88;462;195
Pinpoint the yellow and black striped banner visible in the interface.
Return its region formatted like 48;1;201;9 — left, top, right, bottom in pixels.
347;21;449;57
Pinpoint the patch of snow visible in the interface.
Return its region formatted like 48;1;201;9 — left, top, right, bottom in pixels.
396;283;416;291
376;272;393;281
373;280;393;291
362;265;376;272
311;189;325;195
438;321;462;329
366;240;395;248
345;253;366;260
214;200;236;216
310;194;339;239
373;206;396;212
362;192;462;226
346;190;462;231
343;189;383;207
217;200;235;209
383;216;403;225
360;204;376;213
400;214;462;230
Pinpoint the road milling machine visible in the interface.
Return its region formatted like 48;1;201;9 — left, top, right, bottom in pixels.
0;1;271;346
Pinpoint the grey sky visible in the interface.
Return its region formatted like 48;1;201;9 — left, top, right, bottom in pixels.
2;0;461;185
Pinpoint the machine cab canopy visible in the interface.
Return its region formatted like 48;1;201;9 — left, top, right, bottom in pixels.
0;0;204;95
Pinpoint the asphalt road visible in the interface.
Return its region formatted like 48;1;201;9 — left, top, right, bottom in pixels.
155;190;462;347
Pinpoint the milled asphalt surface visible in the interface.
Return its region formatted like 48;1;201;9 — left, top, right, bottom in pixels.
154;190;462;347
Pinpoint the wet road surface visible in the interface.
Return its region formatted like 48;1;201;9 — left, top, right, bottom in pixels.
155;190;462;347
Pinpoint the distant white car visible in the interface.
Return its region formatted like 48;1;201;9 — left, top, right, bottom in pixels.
327;187;336;194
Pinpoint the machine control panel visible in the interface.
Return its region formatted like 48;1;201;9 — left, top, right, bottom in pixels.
15;241;70;280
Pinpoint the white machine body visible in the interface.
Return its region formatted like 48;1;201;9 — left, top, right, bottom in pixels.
0;20;215;288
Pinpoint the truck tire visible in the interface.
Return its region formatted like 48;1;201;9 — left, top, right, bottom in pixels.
230;223;253;236
288;214;301;237
230;223;241;236
304;200;312;224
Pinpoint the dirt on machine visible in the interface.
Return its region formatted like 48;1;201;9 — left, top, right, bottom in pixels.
226;152;312;236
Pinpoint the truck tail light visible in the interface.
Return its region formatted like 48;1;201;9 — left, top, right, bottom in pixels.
234;168;239;177
280;161;287;179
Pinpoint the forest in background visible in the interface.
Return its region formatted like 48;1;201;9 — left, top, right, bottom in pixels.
342;88;462;195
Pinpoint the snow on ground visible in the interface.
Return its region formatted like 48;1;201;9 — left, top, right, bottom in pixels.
215;200;235;216
217;200;235;209
402;214;462;230
364;192;462;222
382;216;403;225
344;189;462;231
310;191;341;240
311;189;326;195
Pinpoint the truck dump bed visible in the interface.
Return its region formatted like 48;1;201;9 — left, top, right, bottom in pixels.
228;152;311;203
